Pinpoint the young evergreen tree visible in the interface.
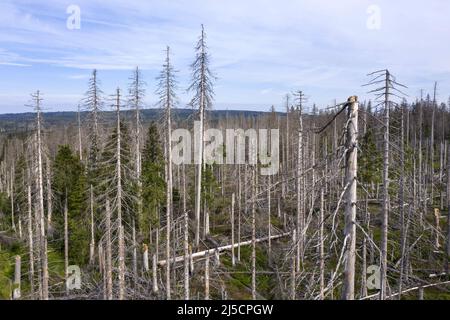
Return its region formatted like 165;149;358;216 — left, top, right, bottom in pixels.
52;145;88;265
141;122;165;242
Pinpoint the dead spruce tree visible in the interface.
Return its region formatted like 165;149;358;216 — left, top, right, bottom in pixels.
114;88;126;300
293;90;306;271
128;67;145;237
156;46;177;299
365;70;407;300
97;88;136;299
84;69;103;178
31;91;49;300
447;144;450;273
83;69;104;265
342;96;358;300
188;24;215;247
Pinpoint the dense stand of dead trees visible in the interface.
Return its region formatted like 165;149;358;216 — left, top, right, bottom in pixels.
0;26;449;300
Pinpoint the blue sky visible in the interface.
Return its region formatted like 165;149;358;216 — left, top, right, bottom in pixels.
0;0;449;113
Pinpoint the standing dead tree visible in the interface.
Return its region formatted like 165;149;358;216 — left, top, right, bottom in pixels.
115;88;126;300
27;183;35;298
83;69;103;176
13;255;21;299
188;24;215;247
31;91;49;300
128;67;146;238
251;165;257;300
342;96;359;300
98;88;133;300
293;90;306;271
156;46;177;299
83;70;104;269
447;144;450;273
364;69;407;300
63;194;69;296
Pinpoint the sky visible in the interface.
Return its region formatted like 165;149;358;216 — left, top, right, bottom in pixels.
0;0;449;114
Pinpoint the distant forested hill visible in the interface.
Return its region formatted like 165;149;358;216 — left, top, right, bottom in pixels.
0;108;274;134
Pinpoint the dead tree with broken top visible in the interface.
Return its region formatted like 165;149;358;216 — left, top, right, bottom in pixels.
342;96;358;300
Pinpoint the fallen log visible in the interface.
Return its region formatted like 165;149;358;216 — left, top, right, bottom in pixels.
157;232;291;266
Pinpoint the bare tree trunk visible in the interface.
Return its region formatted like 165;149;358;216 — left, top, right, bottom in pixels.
237;165;242;261
99;243;106;299
171;216;177;296
434;208;441;249
182;164;187;213
360;241;368;298
152;253;159;293
164;47;174;299
118;226;125;299
380;74;391;300
18;217;22;240
430;82;437;207
205;252;210;300
319;186;325;300
231;193;235;266
115;89;126;300
267;176;272;259
133;70;143;238
64;193;69;296
361;194;368;298
13;255;21;299
291;229;296;300
89;184;95;264
251;166;257;300
285;94;290;198
398;102;406;298
27;184;35;298
295;91;304;272
33;144;43;300
156;224;160;264
105;199;113;300
311;108;316;211
189;245;194;274
419;92;424;225
204;199;209;240
132;220;138;293
446;142;450;273
10;164;15;232
46;157;52;227
143;244;149;272
440;142;444;211
35;91;49;300
342;96;358;300
184;208;190;299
